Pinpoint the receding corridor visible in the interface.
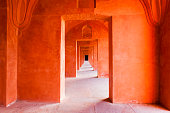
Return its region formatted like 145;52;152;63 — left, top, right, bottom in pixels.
0;61;168;113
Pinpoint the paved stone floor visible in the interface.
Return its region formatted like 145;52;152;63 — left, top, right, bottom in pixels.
0;61;169;113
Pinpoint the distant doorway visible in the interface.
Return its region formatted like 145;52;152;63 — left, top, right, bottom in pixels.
85;55;88;61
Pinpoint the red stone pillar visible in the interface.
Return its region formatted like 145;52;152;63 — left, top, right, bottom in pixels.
112;15;159;103
98;36;109;78
93;40;98;70
89;40;98;71
0;3;7;106
88;47;94;67
109;18;113;102
65;34;76;77
0;2;18;106
17;16;65;103
77;46;80;70
80;48;85;67
160;8;170;110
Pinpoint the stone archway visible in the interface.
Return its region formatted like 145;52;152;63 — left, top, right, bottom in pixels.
62;14;112;101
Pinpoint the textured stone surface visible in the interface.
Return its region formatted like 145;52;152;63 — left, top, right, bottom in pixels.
160;7;170;110
111;14;159;103
0;3;18;106
0;7;7;106
18;16;63;103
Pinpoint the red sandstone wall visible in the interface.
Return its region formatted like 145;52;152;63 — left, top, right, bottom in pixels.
33;0;77;15
112;14;159;103
80;48;85;67
95;0;144;15
98;34;109;78
92;40;98;70
18;16;62;102
78;0;94;8
0;1;7;105
160;9;170;109
65;27;77;77
108;18;113;103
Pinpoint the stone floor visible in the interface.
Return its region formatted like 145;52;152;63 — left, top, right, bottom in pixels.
0;61;169;113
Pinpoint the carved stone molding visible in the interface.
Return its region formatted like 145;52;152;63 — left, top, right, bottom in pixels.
139;0;170;26
8;0;38;31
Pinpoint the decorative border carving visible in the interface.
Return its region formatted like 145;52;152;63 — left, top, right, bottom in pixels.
8;0;38;31
139;0;170;26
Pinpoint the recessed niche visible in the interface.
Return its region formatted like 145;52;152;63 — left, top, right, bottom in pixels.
82;25;92;39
